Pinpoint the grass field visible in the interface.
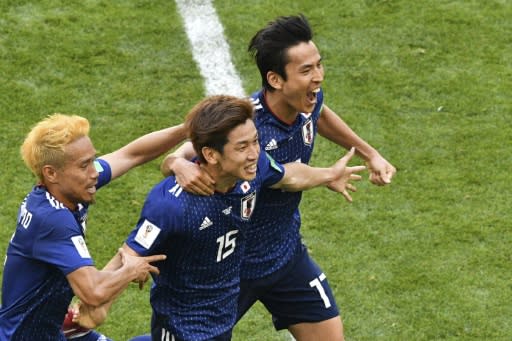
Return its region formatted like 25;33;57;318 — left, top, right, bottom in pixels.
1;1;511;340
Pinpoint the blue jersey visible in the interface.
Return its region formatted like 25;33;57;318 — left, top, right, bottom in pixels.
0;159;112;341
240;89;323;280
125;152;284;341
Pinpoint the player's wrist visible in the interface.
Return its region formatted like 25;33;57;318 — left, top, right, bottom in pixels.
161;155;178;177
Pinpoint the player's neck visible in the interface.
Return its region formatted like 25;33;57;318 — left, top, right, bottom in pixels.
214;181;236;194
265;90;299;124
42;183;79;211
201;163;236;194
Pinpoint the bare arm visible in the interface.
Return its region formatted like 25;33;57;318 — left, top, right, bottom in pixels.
160;141;215;195
100;124;187;180
160;141;196;176
101;244;149;289
272;147;366;202
318;105;396;185
67;249;165;308
72;245;149;328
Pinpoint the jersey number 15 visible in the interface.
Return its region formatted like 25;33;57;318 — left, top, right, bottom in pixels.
216;230;239;262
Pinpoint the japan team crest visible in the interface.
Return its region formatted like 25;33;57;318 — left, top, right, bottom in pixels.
241;192;257;220
302;118;314;145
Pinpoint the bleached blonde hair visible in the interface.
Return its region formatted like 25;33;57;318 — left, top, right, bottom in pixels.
21;113;90;180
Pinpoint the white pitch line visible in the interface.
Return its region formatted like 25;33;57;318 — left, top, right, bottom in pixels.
174;0;246;97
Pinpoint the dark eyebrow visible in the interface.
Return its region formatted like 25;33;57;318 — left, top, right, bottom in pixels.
234;132;258;146
299;57;322;70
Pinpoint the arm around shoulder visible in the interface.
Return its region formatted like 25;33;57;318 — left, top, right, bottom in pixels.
101;123;187;180
160;141;215;195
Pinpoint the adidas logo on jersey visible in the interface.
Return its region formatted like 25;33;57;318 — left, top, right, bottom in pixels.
199;216;213;230
265;139;278;151
222;206;232;215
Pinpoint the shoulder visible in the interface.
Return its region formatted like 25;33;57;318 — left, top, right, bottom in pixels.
250;91;272;123
313;89;325;118
43;208;81;237
22;205;80;242
143;177;187;219
249;90;263;106
258;152;283;172
148;177;186;203
26;188;77;226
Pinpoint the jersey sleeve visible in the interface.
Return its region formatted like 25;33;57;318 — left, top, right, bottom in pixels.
33;210;94;275
125;179;183;256
94;158;112;189
258;152;285;187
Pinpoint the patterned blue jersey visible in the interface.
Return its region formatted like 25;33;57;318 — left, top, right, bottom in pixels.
240;89;324;280
0;159;112;341
125;152;284;341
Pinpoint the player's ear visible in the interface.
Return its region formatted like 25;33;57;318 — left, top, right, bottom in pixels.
202;146;219;165
42;165;59;183
267;71;283;90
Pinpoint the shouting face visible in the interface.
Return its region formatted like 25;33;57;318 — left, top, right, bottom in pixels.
46;136;99;210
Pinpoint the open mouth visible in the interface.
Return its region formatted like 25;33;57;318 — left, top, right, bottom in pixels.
306;88;320;103
246;163;257;173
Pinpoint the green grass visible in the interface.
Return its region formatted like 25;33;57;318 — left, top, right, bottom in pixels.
1;1;511;340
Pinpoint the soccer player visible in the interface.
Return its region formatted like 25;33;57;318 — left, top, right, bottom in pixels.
122;95;364;341
0;113;186;341
161;14;396;341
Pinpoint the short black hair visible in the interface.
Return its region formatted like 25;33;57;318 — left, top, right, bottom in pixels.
248;14;313;91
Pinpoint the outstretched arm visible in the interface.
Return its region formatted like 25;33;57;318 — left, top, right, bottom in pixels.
100;123;187;181
318;105;396;185
272;147;366;202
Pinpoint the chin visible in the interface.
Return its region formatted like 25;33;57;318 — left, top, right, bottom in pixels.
303;104;316;113
241;173;257;181
84;195;96;205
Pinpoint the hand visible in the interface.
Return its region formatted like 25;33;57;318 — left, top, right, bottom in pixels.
134;272;150;290
327;147;366;202
62;302;100;333
119;248;166;288
173;158;215;195
366;154;396;186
